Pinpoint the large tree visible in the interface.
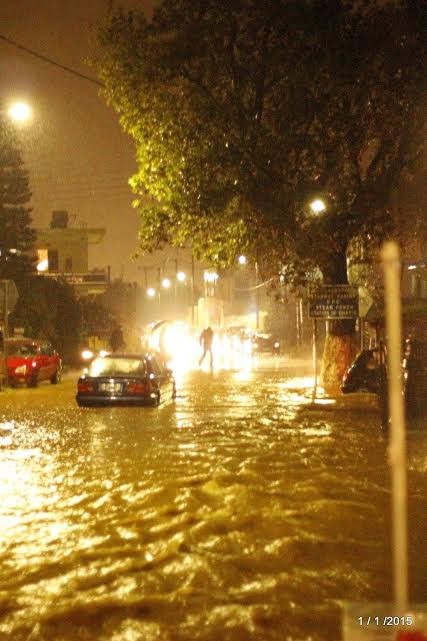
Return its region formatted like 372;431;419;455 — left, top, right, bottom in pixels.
0;112;36;282
11;277;81;363
95;0;426;385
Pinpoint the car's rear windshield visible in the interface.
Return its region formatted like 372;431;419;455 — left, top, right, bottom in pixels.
89;357;147;377
7;343;38;357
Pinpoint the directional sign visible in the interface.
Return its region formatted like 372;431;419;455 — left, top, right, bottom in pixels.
358;286;374;318
309;284;359;319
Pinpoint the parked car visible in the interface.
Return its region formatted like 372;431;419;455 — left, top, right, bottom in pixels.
76;353;176;407
341;348;382;394
251;332;281;355
6;338;62;387
341;340;427;429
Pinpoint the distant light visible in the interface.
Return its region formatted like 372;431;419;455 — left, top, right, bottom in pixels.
310;198;326;214
147;287;156;297
177;271;186;282
37;259;48;272
8;101;32;122
161;278;171;289
407;265;417;271
204;270;219;282
238;255;247;265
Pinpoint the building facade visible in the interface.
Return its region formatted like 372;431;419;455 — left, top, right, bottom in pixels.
34;211;107;297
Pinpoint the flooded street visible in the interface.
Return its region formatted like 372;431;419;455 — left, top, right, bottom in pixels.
0;359;426;641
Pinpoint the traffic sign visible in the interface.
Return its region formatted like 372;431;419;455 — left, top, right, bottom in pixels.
309;284;359;319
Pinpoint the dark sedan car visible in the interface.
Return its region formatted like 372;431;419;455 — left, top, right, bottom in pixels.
76;353;176;407
341;348;382;394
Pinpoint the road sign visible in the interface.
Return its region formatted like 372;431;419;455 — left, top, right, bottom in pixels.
0;280;19;320
358;286;374;318
308;284;359;319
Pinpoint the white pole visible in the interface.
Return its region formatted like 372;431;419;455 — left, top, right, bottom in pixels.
381;241;408;613
312;319;317;401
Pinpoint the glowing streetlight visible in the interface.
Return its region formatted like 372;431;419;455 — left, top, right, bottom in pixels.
7;101;32;123
238;255;247;265
310;198;326;214
161;277;171;289
177;271;186;282
203;270;219;283
146;287;156;297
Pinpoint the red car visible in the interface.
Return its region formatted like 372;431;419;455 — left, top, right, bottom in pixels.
6;338;62;387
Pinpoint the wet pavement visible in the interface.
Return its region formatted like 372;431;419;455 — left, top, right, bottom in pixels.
0;358;426;641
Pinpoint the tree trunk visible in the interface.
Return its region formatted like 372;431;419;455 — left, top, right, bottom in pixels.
320;319;358;391
319;252;358;392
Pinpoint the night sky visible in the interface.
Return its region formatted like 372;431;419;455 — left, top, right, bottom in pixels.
0;0;157;280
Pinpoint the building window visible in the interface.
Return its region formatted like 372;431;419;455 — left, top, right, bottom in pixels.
48;249;59;272
36;249;49;272
65;257;73;272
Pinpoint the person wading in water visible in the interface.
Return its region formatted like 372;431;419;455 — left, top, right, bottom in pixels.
199;326;214;370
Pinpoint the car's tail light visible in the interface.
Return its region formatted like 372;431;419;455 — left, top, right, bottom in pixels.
78;380;94;393
126;381;149;394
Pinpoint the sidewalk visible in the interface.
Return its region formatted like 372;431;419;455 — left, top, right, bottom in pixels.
307;389;380;412
256;353;381;412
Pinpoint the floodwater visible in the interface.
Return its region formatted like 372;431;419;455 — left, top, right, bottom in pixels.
0;360;426;641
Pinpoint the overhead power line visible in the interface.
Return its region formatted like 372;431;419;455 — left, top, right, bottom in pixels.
0;33;104;88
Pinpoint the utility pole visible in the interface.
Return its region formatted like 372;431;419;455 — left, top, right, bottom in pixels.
174;258;178;308
255;261;259;330
191;254;195;326
2;281;9;387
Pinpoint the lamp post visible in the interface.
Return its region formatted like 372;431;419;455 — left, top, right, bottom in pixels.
191;254;195;326
236;255;259;330
255;260;259;330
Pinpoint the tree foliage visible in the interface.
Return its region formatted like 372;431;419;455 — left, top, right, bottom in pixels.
0;112;36;282
95;0;426;285
11;277;81;363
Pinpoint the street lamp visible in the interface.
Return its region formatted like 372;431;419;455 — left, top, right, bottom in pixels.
7;101;32;123
310;198;326;214
177;271;186;282
146;287;156;298
161;277;171;289
238;255;247;265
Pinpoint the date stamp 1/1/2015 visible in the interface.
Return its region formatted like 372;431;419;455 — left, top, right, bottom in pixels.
358;616;414;627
